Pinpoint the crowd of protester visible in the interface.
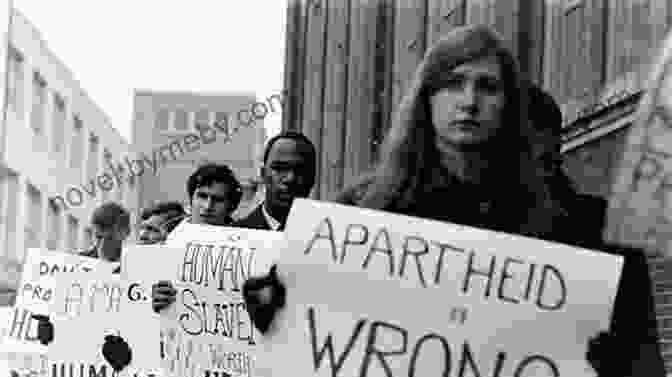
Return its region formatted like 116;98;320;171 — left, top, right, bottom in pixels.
31;23;672;376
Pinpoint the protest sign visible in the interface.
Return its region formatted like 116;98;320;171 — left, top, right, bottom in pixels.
123;225;283;377
48;270;161;377
4;249;114;352
0;307;48;377
603;48;672;256
260;198;624;377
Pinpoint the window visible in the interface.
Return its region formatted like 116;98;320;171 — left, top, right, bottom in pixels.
194;109;210;130
83;227;92;250
116;179;124;204
25;184;42;253
174;108;188;131
31;72;47;134
67;215;78;252
155;108;170;131
8;46;24;117
215;111;229;136
70;116;83;170
87;133;99;181
4;174;18;261
46;199;61;250
52;93;66;157
102;148;112;202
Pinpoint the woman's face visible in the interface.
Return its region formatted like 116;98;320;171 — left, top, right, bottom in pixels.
430;55;506;148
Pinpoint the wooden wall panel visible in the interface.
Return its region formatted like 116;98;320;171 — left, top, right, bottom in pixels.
543;1;564;101
301;0;328;199
343;0;379;187
426;0;465;47
606;0;627;82
319;0;350;200
543;0;607;125
391;1;427;111
282;0;307;133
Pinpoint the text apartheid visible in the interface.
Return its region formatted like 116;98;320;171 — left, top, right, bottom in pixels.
50;363;158;377
306;306;559;377
61;281;123;317
178;287;255;344
304;218;567;311
180;241;254;293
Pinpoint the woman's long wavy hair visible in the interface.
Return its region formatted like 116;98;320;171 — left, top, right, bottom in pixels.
357;24;556;236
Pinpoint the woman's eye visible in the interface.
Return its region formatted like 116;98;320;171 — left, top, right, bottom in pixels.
478;78;502;93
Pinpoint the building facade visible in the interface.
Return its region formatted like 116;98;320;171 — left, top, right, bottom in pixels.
131;90;267;220
0;9;140;293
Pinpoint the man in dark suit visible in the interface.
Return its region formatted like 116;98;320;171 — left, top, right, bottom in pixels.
151;132;317;313
233;131;317;231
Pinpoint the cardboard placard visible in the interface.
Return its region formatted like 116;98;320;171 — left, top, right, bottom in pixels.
260;199;624;377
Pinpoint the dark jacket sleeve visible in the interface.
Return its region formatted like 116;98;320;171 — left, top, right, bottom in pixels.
603;243;665;377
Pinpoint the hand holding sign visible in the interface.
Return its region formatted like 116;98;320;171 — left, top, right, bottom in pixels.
151;280;176;314
30;315;53;346
242;265;286;334
101;333;132;372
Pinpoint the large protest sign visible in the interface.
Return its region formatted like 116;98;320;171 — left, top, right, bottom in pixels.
603;41;672;256
260;198;624;377
3;249;114;352
48;270;161;377
123;225;282;377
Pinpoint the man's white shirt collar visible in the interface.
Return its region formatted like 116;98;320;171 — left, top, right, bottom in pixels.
261;203;282;231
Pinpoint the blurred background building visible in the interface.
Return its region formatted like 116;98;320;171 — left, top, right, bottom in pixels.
0;8;140;299
130;90;266;220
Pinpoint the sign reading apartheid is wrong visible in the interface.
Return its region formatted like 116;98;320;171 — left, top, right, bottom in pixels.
259;199;624;377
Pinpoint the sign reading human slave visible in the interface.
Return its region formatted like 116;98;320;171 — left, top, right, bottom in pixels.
260;199;624;377
123;226;283;377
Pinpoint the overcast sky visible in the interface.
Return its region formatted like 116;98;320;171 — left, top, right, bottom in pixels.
13;0;287;142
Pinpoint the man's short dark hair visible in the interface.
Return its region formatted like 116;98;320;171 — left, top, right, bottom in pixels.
139;201;186;234
527;81;563;136
186;163;242;209
91;202;130;230
262;131;317;166
140;201;185;221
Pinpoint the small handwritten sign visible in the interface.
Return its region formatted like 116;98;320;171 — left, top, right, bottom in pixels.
123;226;282;377
48;271;161;377
260;199;624;377
2;249;114;352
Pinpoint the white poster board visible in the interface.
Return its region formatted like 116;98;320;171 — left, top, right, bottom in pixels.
260;199;625;377
123;225;283;377
5;249;113;353
48;271;162;377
